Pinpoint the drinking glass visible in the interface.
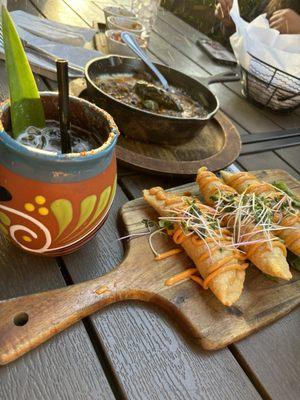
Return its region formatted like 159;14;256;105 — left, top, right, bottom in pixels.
131;0;161;40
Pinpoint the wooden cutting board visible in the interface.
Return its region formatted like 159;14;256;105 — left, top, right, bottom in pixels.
0;169;299;365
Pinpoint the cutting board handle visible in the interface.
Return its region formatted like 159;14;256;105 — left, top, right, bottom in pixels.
0;262;147;365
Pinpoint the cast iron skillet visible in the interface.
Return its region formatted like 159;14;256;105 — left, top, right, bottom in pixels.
85;55;240;145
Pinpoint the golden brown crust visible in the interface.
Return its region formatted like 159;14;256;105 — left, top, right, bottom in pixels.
221;171;300;257
143;188;246;306
197;168;291;280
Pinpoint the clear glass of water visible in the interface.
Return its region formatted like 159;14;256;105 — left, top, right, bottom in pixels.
131;0;161;41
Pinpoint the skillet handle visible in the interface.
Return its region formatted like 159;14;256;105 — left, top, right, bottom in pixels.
194;70;241;86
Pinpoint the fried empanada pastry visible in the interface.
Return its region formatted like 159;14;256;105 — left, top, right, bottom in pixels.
221;171;300;257
143;186;247;306
197;168;291;280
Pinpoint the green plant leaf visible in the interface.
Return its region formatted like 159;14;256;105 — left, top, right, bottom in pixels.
2;5;45;138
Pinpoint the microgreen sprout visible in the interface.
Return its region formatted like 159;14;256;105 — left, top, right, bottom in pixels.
211;186;298;250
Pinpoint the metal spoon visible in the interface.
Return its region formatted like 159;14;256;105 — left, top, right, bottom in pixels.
121;31;170;91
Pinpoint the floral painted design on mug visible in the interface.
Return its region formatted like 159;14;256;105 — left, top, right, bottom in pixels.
0;161;117;256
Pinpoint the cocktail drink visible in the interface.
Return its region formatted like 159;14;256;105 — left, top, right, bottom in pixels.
0;6;119;256
17;122;100;153
0;93;119;256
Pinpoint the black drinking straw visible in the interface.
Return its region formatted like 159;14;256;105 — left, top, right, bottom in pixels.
56;59;71;154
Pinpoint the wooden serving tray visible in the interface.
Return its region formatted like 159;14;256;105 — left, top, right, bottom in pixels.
0;169;299;364
69;78;241;176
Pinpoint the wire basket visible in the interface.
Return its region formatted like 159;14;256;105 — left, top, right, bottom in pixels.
241;53;300;112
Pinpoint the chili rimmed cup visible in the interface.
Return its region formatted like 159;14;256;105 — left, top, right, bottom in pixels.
0;92;119;256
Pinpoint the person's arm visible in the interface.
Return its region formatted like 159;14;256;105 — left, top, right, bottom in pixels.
269;9;300;34
215;0;234;27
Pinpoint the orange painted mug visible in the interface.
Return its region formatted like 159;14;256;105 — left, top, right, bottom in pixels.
0;92;119;256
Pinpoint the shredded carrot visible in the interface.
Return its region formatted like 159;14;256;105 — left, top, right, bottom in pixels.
207;255;237;274
198;245;222;263
165;197;183;206
190;275;205;288
167;262;248;290
173;228;187;245
165;268;198;286
155;248;182;260
95;286;109;295
203;263;248;289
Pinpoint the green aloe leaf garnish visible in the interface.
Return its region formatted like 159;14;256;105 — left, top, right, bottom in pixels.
2;5;45;138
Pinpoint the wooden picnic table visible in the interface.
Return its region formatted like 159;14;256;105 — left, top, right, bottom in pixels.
1;1;299;399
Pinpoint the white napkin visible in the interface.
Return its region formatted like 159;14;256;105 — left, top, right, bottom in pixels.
11;10;95;46
230;0;300;110
230;0;300;76
0;10;101;79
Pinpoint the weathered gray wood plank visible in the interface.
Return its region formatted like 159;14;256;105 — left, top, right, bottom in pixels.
237;152;300;180
276;146;300;173
64;0;104;26
63;188;261;400
0;237;115;400
233;308;300;400
28;0;88;26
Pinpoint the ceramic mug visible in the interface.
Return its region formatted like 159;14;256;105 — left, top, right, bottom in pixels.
0;92;119;256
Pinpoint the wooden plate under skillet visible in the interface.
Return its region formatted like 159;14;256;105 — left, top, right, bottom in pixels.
69;78;241;176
